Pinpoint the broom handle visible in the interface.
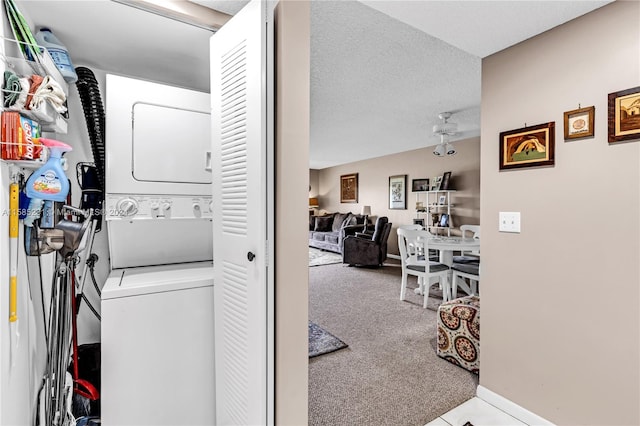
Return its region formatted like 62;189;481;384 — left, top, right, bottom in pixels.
71;267;80;381
9;181;20;367
9;181;18;323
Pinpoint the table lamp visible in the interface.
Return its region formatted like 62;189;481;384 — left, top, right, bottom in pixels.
361;205;371;230
309;197;319;215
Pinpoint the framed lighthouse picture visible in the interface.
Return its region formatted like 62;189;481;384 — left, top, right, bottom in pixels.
608;86;640;143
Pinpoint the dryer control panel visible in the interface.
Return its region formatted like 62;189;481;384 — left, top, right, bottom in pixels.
105;194;213;220
105;194;213;268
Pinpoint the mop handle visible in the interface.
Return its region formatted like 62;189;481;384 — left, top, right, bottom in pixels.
9;181;19;323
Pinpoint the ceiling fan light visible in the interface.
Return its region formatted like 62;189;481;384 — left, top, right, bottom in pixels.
433;144;445;156
445;143;457;156
432;122;458;135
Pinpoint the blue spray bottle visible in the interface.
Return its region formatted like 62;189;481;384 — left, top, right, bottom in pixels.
23;138;72;228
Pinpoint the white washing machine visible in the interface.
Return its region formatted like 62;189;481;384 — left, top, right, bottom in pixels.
101;262;214;425
101;75;215;425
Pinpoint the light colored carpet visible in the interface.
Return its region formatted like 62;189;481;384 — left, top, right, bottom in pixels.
309;263;477;426
309;247;343;267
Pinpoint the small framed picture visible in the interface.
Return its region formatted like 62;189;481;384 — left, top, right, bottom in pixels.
431;175;442;191
413;218;425;228
499;122;555;170
438;195;447;205
389;174;407;210
439;214;450;228
440;171;452;190
411;178;429;192
340;173;358;203
608;86;640;143
564;106;594;140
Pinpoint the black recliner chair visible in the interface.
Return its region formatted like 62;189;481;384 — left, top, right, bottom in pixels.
342;216;392;267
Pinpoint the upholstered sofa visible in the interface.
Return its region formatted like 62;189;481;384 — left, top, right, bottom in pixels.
309;212;371;254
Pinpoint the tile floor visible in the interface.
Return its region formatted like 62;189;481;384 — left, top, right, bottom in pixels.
425;397;527;426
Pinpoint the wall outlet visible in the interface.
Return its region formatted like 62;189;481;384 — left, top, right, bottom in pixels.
499;212;521;233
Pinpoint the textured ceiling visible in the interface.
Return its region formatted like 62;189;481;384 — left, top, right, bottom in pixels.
14;0;612;169
361;1;613;58
310;1;481;169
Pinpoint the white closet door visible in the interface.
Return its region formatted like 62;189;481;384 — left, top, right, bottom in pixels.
211;1;273;425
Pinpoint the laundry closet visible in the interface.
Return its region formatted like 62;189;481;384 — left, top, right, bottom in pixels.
0;1;275;425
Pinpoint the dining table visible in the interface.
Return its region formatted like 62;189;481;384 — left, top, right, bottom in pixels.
415;235;481;301
425;235;480;267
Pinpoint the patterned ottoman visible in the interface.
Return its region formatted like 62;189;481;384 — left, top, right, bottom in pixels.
437;295;480;374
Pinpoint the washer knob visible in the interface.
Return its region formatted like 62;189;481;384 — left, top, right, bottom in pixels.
117;198;139;217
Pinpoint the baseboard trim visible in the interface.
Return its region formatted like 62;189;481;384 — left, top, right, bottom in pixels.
476;385;555;426
386;253;400;260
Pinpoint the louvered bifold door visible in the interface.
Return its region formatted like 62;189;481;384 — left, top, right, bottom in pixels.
210;1;270;425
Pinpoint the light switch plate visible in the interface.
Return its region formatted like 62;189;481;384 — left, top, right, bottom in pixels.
499;212;521;233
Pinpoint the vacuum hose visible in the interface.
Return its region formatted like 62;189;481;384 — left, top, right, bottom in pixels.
74;67;105;193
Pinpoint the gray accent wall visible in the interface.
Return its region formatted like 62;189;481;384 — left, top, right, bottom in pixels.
276;1;310;425
480;1;639;424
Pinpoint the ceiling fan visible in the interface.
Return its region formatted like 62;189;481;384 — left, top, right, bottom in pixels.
432;112;457;156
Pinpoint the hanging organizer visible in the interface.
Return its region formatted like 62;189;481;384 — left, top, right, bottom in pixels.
0;36;69;168
1;36;69;134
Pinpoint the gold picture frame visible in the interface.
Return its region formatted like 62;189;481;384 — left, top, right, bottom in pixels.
499;122;555;170
608;86;640;143
340;173;358;203
564;106;594;140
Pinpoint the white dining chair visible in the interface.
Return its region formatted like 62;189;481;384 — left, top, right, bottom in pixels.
397;228;450;308
397;224;423;231
451;262;479;299
453;224;480;264
396;224;428;262
396;224;429;292
451;225;480;298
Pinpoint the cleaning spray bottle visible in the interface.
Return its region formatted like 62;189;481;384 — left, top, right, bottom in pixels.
24;138;72;228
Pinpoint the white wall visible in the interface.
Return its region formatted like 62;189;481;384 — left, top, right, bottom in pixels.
0;66;107;425
0;165;43;425
0;6;87;422
480;2;639;424
63;67;110;344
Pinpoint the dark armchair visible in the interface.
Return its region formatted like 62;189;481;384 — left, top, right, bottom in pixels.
342;217;392;267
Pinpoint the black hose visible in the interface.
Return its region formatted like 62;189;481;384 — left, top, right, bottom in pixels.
81;294;101;321
74;67;105;193
89;260;101;297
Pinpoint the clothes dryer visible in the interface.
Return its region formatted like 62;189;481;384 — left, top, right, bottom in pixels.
104;74;213;268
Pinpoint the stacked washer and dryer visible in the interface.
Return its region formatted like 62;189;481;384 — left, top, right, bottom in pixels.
100;75;215;425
